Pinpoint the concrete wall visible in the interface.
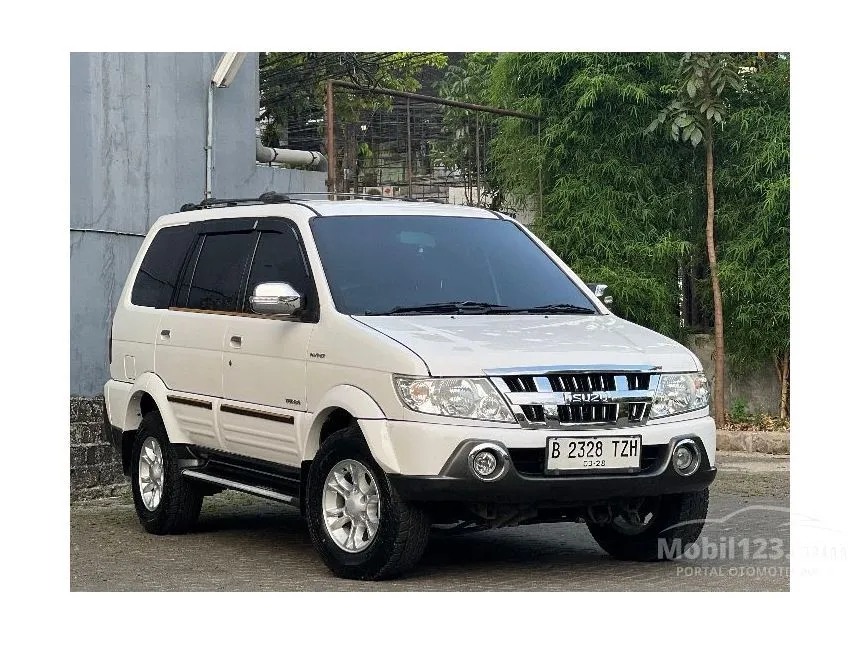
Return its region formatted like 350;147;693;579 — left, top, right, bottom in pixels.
70;53;327;395
686;333;781;416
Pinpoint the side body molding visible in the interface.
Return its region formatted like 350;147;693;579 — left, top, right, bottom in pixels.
303;384;400;473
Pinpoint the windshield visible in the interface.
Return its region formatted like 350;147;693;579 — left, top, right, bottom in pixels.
310;215;599;316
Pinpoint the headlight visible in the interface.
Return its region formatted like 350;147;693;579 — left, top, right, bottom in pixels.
393;376;516;423
651;372;710;418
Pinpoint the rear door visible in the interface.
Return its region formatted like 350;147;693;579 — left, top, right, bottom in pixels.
155;219;257;449
220;217;318;466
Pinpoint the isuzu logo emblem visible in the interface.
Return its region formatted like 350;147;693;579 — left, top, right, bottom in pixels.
565;392;610;403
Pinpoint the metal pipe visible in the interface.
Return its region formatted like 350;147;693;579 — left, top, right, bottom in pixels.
205;80;215;200
255;139;327;171
326;79;336;199
406;98;413;198
475;112;481;206
330;79;540;120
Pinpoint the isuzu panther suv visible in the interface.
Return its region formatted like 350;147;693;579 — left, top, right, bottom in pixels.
103;193;715;580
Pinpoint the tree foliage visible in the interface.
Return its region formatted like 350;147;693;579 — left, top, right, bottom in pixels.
483;52;790;415
488;53;697;338
717;55;790;373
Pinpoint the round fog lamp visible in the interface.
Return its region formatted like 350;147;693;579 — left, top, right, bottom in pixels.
472;451;498;478
672;441;701;476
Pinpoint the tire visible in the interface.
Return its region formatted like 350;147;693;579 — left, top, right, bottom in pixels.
131;412;203;535
306;423;430;580
587;489;709;562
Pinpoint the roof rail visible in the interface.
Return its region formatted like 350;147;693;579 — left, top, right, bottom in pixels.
178;191;451;211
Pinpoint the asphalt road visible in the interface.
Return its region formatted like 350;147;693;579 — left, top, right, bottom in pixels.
70;452;789;591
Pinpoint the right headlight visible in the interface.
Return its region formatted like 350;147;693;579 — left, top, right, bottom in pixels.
651;372;710;418
393;376;516;423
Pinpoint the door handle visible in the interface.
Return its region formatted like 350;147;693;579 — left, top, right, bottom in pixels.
230;335;243;348
159;329;171;340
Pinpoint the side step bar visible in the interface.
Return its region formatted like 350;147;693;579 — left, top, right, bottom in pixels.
182;469;299;507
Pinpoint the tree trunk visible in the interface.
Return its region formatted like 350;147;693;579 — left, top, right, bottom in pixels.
705;135;726;427
778;349;790;420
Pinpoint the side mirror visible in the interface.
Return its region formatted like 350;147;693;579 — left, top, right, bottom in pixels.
585;283;614;306
249;282;303;317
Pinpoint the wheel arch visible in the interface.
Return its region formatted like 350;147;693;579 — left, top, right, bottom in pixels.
122;373;194;446
303;385;399;473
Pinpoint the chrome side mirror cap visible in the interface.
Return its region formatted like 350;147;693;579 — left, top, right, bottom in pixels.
585;283;613;306
249;282;303;317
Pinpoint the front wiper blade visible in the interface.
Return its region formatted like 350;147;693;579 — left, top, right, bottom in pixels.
365;301;512;316
505;303;597;314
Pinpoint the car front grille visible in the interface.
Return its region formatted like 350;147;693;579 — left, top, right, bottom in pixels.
488;366;660;429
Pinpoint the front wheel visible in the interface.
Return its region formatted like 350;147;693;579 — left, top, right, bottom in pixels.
587;489;709;561
306;424;430;580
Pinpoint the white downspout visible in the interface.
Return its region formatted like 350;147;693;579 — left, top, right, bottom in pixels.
205;80;215;200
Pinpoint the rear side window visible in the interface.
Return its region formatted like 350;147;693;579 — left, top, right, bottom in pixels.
131;225;194;308
186;232;256;312
242;230;312;312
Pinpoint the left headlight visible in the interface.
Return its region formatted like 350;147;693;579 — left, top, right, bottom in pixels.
393;376;516;423
651;372;710;418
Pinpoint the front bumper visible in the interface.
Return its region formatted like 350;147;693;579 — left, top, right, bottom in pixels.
389;435;715;504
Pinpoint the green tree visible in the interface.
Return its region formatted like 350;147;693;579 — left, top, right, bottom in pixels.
717;54;790;418
648;53;743;427
489;53;697;338
434;52;498;205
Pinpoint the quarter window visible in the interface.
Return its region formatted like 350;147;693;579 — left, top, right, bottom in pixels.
186;232;256;312
131;225;194;308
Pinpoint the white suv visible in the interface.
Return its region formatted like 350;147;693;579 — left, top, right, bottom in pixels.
103;193;716;580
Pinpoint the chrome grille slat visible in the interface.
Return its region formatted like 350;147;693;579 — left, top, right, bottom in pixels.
489;369;658;430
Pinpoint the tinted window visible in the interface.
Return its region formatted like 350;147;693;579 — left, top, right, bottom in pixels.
186;232;256;312
243;230;312;312
311;215;597;315
131;225;194;308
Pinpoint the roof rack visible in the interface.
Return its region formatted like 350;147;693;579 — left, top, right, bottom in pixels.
177;191;448;212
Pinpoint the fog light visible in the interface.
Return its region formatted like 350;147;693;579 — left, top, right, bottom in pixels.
672;440;701;476
467;443;509;482
472;450;497;477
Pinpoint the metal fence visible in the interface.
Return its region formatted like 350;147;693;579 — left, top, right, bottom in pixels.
320;81;540;220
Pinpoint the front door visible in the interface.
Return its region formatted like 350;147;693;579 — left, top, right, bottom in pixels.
220;219;318;467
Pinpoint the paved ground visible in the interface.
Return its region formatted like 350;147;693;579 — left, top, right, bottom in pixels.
70;452;789;591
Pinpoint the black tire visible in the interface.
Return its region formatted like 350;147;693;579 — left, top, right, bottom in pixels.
587;488;709;562
131;412;203;535
306;423;430;580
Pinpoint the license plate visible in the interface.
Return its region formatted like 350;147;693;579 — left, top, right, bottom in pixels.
546;435;642;473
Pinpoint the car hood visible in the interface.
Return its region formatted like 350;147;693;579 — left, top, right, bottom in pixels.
353;314;699;376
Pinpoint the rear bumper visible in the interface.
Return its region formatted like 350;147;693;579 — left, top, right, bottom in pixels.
101;398;123;454
389;435;715;504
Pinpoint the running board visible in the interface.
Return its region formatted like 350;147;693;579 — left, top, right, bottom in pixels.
182;469;299;507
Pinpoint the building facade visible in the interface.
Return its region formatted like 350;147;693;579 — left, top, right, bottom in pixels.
70;52;326;395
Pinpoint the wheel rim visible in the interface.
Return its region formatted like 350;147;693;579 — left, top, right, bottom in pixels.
322;459;381;553
138;437;165;511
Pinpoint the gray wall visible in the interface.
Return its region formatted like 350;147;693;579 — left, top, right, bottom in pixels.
70;53;327;395
686;333;781;416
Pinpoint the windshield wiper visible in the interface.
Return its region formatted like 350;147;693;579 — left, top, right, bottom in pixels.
502;303;597;314
364;301;513;316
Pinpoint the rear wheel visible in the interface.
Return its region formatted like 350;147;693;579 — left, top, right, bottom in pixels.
306;424;430;580
131;412;203;535
587;489;709;561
